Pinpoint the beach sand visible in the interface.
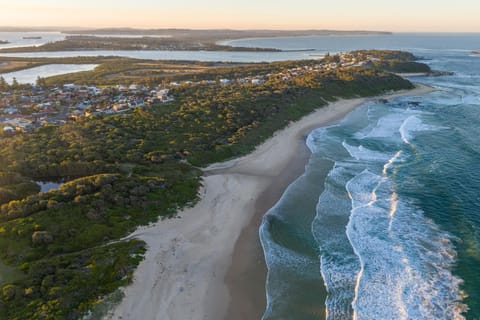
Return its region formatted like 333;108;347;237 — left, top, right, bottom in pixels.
105;84;433;320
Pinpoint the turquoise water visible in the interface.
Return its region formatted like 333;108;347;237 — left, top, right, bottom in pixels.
261;50;480;318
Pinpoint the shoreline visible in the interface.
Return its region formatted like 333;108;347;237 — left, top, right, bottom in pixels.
104;83;434;320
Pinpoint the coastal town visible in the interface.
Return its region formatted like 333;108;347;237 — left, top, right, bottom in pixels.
0;82;173;134
0;51;378;135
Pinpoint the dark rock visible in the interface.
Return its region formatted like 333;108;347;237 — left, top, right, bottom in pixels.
429;70;454;76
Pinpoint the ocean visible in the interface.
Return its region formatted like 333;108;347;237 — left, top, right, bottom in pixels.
259;38;480;319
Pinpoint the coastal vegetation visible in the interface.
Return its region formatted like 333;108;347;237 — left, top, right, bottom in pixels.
0;50;426;319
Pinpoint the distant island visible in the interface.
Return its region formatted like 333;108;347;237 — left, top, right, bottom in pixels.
0;40;9;45
63;28;392;38
22;36;42;40
473;50;480;54
0;28;391;53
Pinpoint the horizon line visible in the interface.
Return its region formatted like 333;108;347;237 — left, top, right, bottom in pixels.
1;26;480;34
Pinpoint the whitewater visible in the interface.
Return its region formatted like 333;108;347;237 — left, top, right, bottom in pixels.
260;48;480;319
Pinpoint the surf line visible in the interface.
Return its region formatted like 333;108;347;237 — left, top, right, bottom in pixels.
346;168;383;320
348;147;404;319
383;150;402;232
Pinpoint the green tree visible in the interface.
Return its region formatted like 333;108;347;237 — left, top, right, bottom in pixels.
36;76;46;88
0;76;8;91
11;77;19;91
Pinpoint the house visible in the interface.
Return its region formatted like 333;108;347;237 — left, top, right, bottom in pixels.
113;104;129;112
37;102;52;109
129;84;141;91
2;126;14;134
88;86;101;95
63;84;77;90
251;79;265;85
156;89;171;101
5;118;33;132
70;110;84;120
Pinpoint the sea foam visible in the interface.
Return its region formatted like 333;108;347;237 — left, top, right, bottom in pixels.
312;103;466;319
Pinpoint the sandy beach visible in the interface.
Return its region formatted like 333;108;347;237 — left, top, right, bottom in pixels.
105;84;433;320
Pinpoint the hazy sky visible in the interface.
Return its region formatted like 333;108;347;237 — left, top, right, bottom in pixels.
1;0;479;32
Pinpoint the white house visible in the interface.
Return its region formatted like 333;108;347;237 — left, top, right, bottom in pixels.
3;126;14;133
251;79;265;85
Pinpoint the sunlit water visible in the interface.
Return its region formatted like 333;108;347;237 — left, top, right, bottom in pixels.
0;32;66;49
0;64;98;84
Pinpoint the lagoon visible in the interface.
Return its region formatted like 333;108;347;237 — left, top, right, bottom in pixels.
0;49;310;63
0;64;98;84
36;181;64;193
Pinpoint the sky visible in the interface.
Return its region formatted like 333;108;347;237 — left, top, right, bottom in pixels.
1;0;479;32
